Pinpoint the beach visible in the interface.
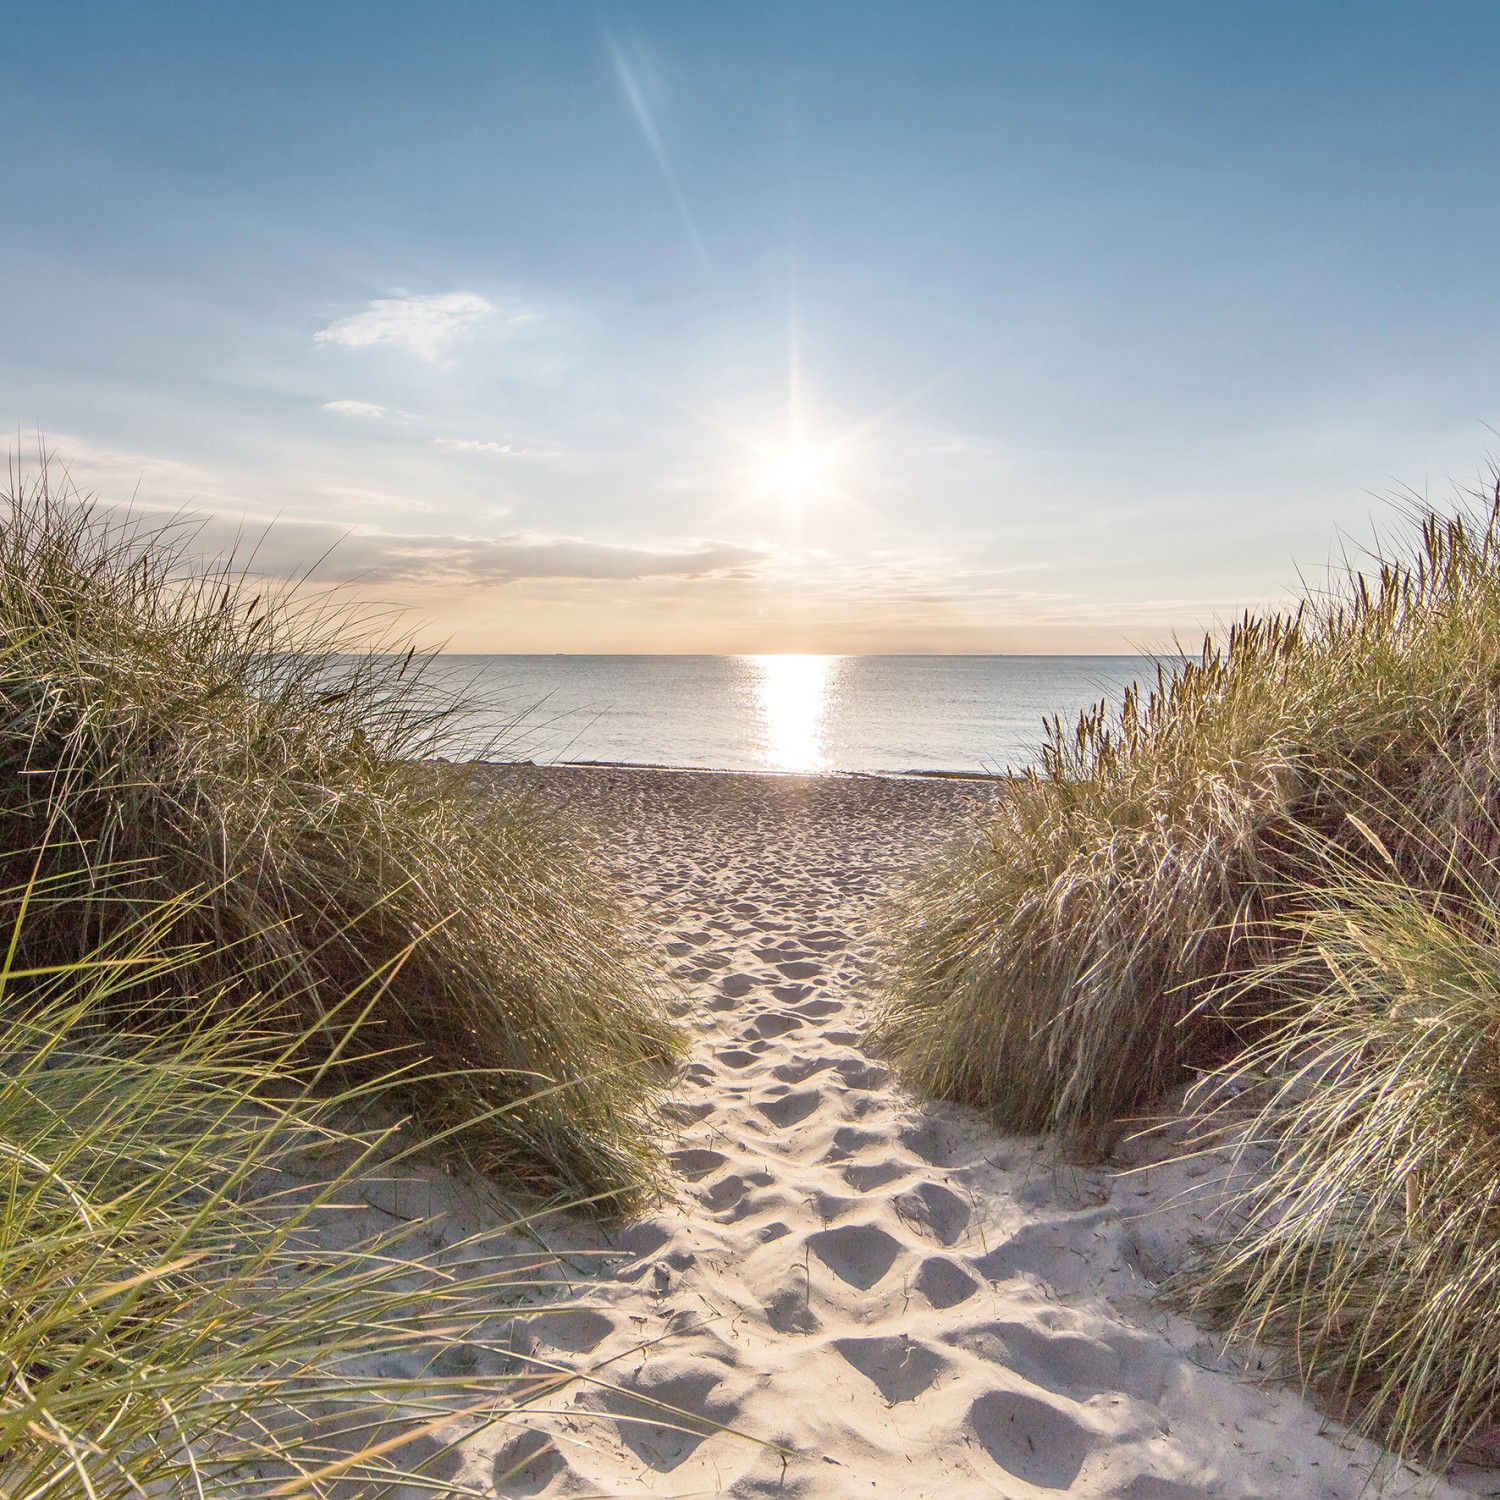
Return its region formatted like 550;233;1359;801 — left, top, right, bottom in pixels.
337;764;1489;1499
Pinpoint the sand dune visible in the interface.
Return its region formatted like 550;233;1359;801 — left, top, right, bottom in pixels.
318;767;1498;1497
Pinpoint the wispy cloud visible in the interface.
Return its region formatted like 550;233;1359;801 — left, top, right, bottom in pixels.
203;518;767;587
432;437;555;457
13;433;230;506
604;30;707;265
322;399;405;421
314;292;501;362
329;532;765;585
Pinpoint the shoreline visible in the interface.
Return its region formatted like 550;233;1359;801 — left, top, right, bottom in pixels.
468;756;1013;783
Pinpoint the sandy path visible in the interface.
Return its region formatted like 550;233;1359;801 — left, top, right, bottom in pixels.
427;767;1482;1498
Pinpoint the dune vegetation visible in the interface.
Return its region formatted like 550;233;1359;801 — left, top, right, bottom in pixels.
876;482;1500;1462
0;464;693;1491
0;884;588;1496
0;466;682;1210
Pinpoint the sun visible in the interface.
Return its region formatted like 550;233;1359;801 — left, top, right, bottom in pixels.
760;445;826;503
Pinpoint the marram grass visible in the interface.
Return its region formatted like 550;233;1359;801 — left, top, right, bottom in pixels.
876;486;1500;1136
1172;847;1500;1467
0;465;683;1209
0;867;587;1498
877;479;1500;1461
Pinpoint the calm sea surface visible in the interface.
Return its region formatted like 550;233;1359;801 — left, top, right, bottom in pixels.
427;655;1162;776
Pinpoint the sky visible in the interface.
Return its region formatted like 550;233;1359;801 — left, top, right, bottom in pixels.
4;1;1500;654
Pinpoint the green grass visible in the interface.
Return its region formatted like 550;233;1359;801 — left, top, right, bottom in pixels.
1170;842;1500;1466
0;465;684;1211
875;480;1500;1461
0;864;591;1497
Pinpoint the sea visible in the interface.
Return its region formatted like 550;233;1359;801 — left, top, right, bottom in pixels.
425;654;1165;777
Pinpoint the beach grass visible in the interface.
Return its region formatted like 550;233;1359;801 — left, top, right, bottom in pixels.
875;480;1500;1459
0;464;684;1210
0;858;622;1496
1170;838;1500;1465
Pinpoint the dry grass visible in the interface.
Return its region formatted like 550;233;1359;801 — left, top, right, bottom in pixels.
1170;845;1500;1466
877;486;1500;1136
876;478;1500;1461
0;463;683;1209
0;862;604;1498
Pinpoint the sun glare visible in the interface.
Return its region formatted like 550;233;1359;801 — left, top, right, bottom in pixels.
762;446;825;502
749;654;838;772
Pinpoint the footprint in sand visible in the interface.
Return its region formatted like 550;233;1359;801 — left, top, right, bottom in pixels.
770;1056;831;1084
581;1357;738;1473
810;1188;860;1222
612;1220;672;1259
899;1116;971;1168
834;1335;949;1404
947;1315;1167;1403
526;1307;617;1355
776;959;823;980
700;1168;772;1212
770;982;813;1003
664;1098;715;1124
763;1280;820;1334
894;1181;971;1246
966;1385;1101;1490
841;1159;909;1192
791;997;843;1019
754;1088;822;1127
826;1125;886;1160
670;1147;728;1180
975;1212;1115;1292
714;1046;761;1069
833;1057;889;1090
491;1430;567;1495
747;1011;803;1039
914;1256;981;1310
806;1222;904;1291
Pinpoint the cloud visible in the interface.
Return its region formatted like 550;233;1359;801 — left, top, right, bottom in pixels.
314;293;499;362
198;517;767;587
322;399;401;421
10;433;231;506
432;437;554;457
332;531;765;586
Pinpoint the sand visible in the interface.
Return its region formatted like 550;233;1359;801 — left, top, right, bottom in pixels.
310;766;1500;1498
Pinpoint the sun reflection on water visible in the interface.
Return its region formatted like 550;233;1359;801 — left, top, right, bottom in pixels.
748;654;839;772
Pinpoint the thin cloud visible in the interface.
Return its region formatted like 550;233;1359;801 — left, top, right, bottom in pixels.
314;292;499;362
204;517;767;587
11;433;230;506
323;399;402;421
432;437;555;457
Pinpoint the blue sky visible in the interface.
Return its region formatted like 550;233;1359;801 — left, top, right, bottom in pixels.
5;1;1499;651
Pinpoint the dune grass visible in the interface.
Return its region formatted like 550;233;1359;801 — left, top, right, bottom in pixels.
0;465;683;1211
876;488;1500;1135
1170;842;1500;1466
0;862;593;1498
876;480;1500;1460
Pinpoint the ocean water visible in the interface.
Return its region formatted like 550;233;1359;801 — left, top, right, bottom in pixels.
427;654;1163;776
